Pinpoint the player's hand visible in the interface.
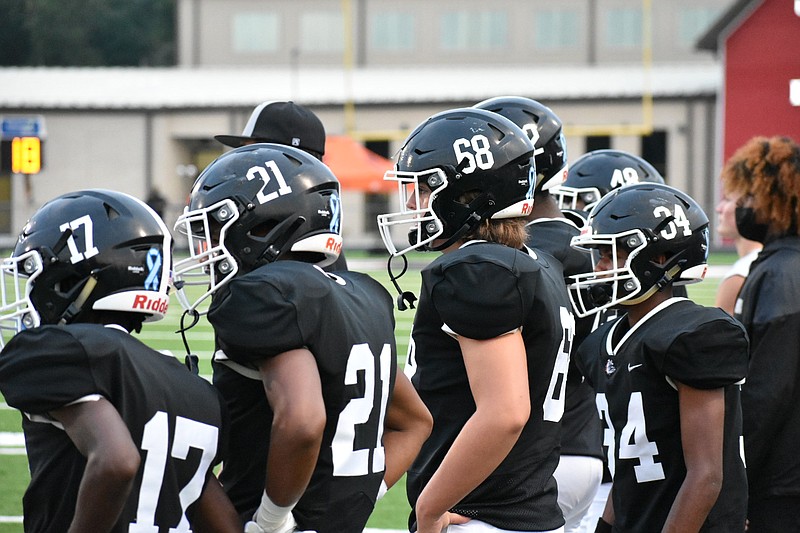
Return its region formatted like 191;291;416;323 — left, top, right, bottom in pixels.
243;512;297;533
243;523;317;533
415;511;470;533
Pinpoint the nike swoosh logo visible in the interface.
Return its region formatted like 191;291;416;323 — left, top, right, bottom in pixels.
628;363;643;371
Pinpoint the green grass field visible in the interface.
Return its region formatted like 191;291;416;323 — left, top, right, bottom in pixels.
0;251;731;532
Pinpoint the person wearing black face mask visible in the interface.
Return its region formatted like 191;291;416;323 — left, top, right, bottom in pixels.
720;135;800;532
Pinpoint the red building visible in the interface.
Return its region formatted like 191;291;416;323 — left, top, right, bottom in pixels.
698;0;800;163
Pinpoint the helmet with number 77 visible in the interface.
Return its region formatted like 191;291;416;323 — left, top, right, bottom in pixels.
0;189;172;345
377;107;536;256
568;182;709;317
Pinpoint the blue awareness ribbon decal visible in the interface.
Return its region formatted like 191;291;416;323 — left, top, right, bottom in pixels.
526;164;536;200
145;248;162;291
329;193;341;234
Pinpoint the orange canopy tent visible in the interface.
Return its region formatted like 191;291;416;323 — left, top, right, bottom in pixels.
323;135;396;194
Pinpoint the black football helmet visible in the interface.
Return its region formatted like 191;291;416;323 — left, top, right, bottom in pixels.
0;189;172;345
474;95;568;192
377;107;536;255
568;183;709;317
173;143;342;313
555;149;664;212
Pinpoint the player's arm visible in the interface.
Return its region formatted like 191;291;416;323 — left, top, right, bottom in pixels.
414;330;529;533
191;476;243;533
714;274;745;315
50;397;140;533
382;368;432;489
662;381;724;533
596;485;615;531
249;348;325;531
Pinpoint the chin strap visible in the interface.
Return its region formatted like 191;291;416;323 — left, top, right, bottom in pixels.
257;216;306;264
59;274;99;325
622;264;683;306
177;309;201;374
430;193;494;252
430;212;481;252
387;254;417;311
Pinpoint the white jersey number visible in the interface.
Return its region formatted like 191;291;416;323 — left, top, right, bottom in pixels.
332;343;392;477
543;306;575;422
129;411;219;532
600;391;666;484
595;393;617;477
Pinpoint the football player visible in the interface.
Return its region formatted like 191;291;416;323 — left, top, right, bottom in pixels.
172;143;432;533
474;95;604;533
215;99;348;271
569;182;749;531
554;148;665;217
0;189;240;532
720;135;800;532
378;107;573;533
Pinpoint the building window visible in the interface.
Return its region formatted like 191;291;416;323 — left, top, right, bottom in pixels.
370;12;414;51
678;8;724;47
641;130;668;179
232;12;280;53
585;135;611;153
535;9;579;50
605;8;642;48
440;11;508;51
301;11;344;52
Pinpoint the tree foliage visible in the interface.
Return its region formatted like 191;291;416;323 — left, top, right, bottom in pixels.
0;0;175;66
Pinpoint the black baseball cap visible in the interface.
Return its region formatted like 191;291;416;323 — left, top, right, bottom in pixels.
214;101;326;158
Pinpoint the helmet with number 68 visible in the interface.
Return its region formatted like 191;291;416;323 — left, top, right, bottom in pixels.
568;183;709;317
0;189;172;345
173;143;342;314
377;107;536;256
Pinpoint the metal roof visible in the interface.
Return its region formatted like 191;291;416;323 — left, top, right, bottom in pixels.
0;63;721;110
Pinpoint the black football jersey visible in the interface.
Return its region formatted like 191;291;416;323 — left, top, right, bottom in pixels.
734;237;800;499
207;261;397;533
406;242;572;531
526;217;591;280
575;298;749;531
526;217;603;459
0;324;227;533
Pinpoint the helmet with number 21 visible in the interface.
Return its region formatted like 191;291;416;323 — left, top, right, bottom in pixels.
377;107;537;256
173;143;342;314
568;183;709;317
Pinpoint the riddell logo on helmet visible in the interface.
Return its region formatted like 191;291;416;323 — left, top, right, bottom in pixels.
326;237;342;254
521;201;533;215
132;294;169;314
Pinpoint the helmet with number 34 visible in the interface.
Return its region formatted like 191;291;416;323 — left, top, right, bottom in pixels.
173;143;342;314
377;107;537;256
568;183;709;317
0;189;172;346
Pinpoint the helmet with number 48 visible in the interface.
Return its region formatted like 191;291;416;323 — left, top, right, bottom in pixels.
555;149;664;212
377;107;536;256
568;183;709;317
